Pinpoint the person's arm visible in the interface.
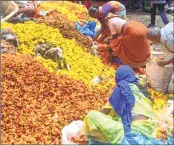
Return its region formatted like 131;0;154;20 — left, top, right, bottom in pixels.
93;18;104;41
100;108;111;115
103;19;118;43
93;24;104;41
32;0;37;11
157;55;174;66
100;102;112;115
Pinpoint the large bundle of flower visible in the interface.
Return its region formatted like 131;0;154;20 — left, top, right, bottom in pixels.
2;22;115;89
1;53;113;144
38;1;89;24
35;10;92;49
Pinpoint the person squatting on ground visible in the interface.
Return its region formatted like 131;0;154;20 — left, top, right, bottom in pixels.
147;22;174;66
103;15;150;68
147;22;174;94
88;1;126;42
81;65;156;144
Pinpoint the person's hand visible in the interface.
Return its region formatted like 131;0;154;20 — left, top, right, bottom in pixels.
87;36;93;42
78;21;84;26
87;36;93;44
157;60;169;67
108;63;112;67
87;36;93;46
157;55;174;67
104;37;112;44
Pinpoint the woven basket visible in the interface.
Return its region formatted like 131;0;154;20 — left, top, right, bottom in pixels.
1;2;19;22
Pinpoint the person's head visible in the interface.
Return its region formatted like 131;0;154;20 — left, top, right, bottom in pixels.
147;27;161;43
115;65;137;84
88;6;99;19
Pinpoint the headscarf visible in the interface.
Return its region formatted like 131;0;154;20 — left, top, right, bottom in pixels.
109;65;138;133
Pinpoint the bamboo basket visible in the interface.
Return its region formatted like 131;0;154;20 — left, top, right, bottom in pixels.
1;1;19;23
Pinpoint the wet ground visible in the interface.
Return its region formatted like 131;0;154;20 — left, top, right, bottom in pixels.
126;9;173;27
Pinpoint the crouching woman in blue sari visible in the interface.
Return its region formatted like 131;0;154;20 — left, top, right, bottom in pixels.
81;65;159;144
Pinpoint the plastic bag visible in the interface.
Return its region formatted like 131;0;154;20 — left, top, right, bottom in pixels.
121;132;165;145
167;136;174;145
1;28;18;45
1;40;16;54
75;21;96;37
39;10;53;16
91;42;98;56
91;76;103;84
1;28;18;52
168;73;174;94
146;59;173;92
95;24;101;35
61;120;84;144
8;13;31;23
35;43;71;71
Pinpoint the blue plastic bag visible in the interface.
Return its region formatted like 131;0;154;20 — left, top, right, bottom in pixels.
8;13;31;23
121;132;165;145
167;136;174;145
39;10;53;16
89;132;173;145
75;21;96;37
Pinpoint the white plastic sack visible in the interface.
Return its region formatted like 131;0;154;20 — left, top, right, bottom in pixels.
95;24;101;35
92;41;98;56
146;59;173;93
168;73;174;94
62;120;84;145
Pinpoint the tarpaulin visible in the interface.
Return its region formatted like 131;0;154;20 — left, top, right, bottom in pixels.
75;21;96;37
167;136;174;145
89;132;172;145
121;132;164;145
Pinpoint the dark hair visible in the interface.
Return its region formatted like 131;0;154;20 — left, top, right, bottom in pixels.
93;5;99;9
88;6;98;16
147;27;161;38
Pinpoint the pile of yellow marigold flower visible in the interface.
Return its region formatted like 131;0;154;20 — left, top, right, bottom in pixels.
38;1;89;24
2;22;115;89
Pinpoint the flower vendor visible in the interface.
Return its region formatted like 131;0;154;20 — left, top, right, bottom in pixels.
103;16;150;68
147;22;174;67
14;0;38;17
88;1;126;42
81;65;160;144
147;22;174;94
